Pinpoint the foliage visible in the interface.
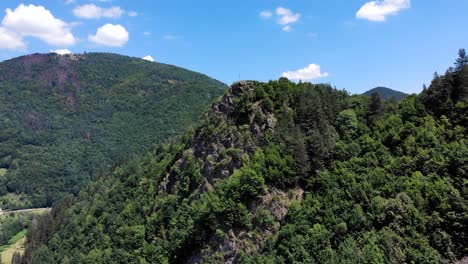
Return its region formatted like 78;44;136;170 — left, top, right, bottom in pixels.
363;86;409;101
0;213;35;248
0;53;226;209
21;51;468;263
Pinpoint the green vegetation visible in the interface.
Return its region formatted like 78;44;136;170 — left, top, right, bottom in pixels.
20;50;468;263
1;235;26;264
363;86;409;101
0;230;27;252
1;226;28;264
0;209;48;257
1;214;32;250
0;52;226;210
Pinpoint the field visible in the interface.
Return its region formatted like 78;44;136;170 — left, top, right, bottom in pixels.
0;230;26;264
0;208;49;263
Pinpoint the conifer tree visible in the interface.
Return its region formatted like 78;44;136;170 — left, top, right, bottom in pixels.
455;49;468;71
367;92;383;125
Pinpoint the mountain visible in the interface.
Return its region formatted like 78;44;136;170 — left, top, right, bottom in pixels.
0;52;226;210
363;87;409;101
23;60;467;264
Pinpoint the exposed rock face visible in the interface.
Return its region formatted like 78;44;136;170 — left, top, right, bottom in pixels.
201;188;304;264
160;81;276;193
157;81;300;263
455;256;468;264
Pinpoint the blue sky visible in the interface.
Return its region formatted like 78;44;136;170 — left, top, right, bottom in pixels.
0;0;467;94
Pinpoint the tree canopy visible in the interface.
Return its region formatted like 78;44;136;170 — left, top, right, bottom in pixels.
16;50;468;263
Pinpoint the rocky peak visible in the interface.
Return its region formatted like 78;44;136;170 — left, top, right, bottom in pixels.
160;81;276;193
211;81;257;115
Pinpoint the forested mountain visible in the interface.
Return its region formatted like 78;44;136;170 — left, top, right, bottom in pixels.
0;53;226;210
363;87;409;101
19;50;467;264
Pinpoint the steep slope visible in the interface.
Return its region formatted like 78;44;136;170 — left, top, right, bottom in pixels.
363;87;408;101
0;53;226;209
24;69;467;263
23;79;345;263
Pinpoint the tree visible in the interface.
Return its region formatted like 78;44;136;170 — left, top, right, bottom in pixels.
453;49;468;104
11;251;23;264
337;109;359;141
455;49;468;71
367;92;383;125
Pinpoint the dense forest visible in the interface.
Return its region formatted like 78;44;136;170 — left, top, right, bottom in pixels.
0;53;226;210
17;50;467;264
362;87;409;101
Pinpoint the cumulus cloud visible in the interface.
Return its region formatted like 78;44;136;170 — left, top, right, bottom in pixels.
1;4;76;46
73;4;124;19
282;64;329;81
261;6;300;32
276;7;300;25
89;23;128;47
260;10;272;19
50;49;72;55
356;0;410;21
142;55;154;62
0;27;25;50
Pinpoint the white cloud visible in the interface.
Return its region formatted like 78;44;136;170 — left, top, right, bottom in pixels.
0;27;25;50
282;25;292;32
128;11;138;17
88;23;128;47
73;4;124;19
282;64;329;81
2;4;76;47
276;7;300;25
142;55;154;62
261;6;300;32
163;34;183;40
260;10;272;19
65;0;75;4
50;49;72;55
143;31;151;36
356;0;410;22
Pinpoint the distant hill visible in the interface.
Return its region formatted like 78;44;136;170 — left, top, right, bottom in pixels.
363;87;408;101
0;52;226;210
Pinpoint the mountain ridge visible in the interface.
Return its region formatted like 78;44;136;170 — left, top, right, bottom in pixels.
0;52;227;210
22;69;467;263
362;86;409;101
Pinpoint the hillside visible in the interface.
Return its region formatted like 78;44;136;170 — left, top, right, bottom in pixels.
363;87;409;101
0;53;226;210
21;52;467;264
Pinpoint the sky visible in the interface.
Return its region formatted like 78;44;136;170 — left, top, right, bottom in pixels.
0;0;467;94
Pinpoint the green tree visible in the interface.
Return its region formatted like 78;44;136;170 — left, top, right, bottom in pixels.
455;48;468;71
337;109;359;141
367;92;383;125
